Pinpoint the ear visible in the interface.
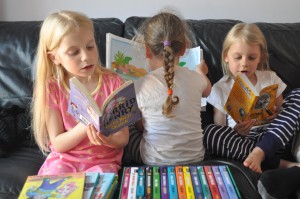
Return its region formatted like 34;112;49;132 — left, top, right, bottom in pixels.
179;42;187;56
145;45;152;59
47;52;60;65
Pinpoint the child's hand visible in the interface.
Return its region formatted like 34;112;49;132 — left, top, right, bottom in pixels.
86;124;112;146
195;60;208;75
234;119;256;136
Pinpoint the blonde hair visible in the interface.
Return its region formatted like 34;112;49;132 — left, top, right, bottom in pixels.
222;23;270;78
134;11;192;117
31;10;104;154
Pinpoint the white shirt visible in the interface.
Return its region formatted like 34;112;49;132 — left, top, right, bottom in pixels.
134;66;207;165
207;70;287;127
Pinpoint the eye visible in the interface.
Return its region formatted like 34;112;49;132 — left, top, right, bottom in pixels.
87;45;95;50
68;50;79;56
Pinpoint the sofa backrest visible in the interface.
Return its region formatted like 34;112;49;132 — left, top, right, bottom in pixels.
0;18;124;109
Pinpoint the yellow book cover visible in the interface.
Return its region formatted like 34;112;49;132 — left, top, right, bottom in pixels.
224;73;278;126
18;172;85;199
182;166;195;199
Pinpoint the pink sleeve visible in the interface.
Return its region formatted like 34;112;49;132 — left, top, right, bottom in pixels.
48;81;60;110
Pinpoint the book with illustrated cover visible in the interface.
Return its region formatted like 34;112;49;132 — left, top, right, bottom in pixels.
68;77;141;136
83;172;100;199
218;166;240;199
119;167;131;199
91;173;117;199
167;166;179;199
106;33;203;81
197;166;212;199
212;166;229;199
190;166;204;199
224;73;278;126
18;172;85;199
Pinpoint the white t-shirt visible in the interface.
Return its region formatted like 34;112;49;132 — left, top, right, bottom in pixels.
207;70;287;127
134;66;207;165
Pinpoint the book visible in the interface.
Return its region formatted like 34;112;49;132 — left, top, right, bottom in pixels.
183;166;196;199
160;166;169;199
189;166;204;199
127;167;139;199
224;73;278;126
119;167;131;199
145;166;153;199
204;166;221;199
136;167;146;199
224;166;241;199
197;166;212;199
167;166;179;199
152;166;161;199
218;166;240;199
212;166;229;199
91;173;117;199
175;166;187;199
83;172;100;199
106;33;203;81
68;77;141;136
18;172;85;199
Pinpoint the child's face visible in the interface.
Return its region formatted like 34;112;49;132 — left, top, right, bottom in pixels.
225;39;261;81
51;27;99;79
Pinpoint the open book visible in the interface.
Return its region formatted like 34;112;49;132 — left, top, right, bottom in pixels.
106;33;203;81
224;73;278;126
68;77;141;136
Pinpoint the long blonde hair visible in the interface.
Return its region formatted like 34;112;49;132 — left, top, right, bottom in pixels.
134;11;192;117
31;10;103;154
222;23;270;78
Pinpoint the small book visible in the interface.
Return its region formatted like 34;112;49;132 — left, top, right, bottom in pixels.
18;172;85;199
119;167;131;199
175;166;187;199
106;33;204;81
197;166;212;199
127;167;139;198
68;77;141;136
204;166;221;199
224;73;278;126
160;166;169;199
91;173;117;199
212;166;230;199
183;166;196;199
145;166;153;199
189;166;204;199
83;172;100;199
136;167;146;199
167;166;179;199
152;166;161;199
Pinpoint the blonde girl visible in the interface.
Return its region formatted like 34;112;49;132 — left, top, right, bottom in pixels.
32;10;128;175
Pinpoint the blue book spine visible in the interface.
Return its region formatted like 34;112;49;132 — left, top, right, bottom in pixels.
160;166;169;199
167;166;178;199
212;166;230;199
189;166;204;199
136;167;145;199
218;166;240;199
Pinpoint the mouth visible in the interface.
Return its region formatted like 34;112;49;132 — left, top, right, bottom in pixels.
82;64;94;70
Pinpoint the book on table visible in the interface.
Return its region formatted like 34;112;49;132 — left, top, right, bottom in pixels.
91;173;118;199
18;172;85;199
106;32;207;111
68;76;141;136
83;172;100;199
118;165;241;199
224;73;278;126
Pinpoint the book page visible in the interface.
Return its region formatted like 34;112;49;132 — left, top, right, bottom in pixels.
179;46;203;71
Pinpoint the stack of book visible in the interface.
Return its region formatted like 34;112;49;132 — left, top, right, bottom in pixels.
18;172;118;199
119;165;241;199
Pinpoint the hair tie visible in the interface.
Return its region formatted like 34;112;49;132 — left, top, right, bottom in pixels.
163;41;171;46
168;89;173;95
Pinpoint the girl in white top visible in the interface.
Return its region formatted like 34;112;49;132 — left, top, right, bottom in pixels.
133;11;211;165
205;23;300;174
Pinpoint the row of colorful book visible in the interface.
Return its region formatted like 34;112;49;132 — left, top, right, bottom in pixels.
119;165;241;199
18;172;118;199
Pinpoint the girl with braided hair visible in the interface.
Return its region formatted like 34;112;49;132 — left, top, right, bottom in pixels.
132;10;211;165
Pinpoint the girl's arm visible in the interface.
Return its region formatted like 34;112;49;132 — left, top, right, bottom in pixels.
195;60;212;97
87;125;129;148
47;108;87;153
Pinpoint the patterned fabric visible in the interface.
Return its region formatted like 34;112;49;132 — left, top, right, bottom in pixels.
38;73;124;175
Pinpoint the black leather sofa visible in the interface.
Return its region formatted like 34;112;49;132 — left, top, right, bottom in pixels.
1;17;299;199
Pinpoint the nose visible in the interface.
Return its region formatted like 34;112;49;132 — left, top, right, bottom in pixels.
81;49;89;61
241;57;248;68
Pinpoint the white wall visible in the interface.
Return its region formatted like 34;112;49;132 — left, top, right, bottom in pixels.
1;0;300;23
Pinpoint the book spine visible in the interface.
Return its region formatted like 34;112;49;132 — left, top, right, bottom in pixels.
145;166;152;199
189;166;204;199
218;166;239;199
197;166;212;199
204;166;221;199
136;167;146;199
175;166;187;199
183;166;195;199
127;167;139;199
160;166;169;199
212;166;230;199
152;166;161;199
119;168;130;199
225;166;241;199
167;166;178;199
